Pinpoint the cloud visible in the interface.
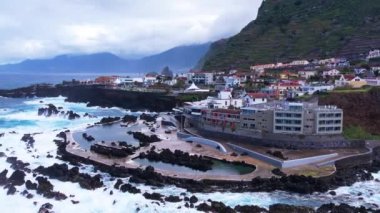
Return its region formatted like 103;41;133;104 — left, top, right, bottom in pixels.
0;0;262;64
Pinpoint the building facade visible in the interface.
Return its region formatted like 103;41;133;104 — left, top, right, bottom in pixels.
196;101;343;137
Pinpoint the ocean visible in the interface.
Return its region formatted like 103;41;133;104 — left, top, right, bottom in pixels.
0;72;141;89
0;96;379;212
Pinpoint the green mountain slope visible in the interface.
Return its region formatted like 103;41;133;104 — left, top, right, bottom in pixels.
201;0;380;71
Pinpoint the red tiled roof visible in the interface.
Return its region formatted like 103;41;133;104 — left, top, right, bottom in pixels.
94;76;117;83
343;74;355;81
247;93;268;99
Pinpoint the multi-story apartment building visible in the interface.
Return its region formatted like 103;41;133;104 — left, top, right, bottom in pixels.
195;101;343;136
188;72;214;85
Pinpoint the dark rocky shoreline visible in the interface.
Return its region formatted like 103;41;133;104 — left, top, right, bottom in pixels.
56;131;380;196
0;85;177;112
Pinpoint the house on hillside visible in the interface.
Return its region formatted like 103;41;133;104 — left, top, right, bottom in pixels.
367;49;380;60
144;73;158;85
207;90;243;109
289;60;309;66
322;69;341;78
279;71;299;80
298;70;317;79
335;75;367;88
224;76;241;88
301;84;334;95
243;93;268;106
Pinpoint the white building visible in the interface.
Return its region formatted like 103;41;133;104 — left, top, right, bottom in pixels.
224;76;241;88
115;77;144;85
207;90;243;109
367;49;380;60
243;93;268;106
184;90;243;109
144;75;158;85
301;84;334;95
289;60;310;66
322;69;341;77
335;75;367;88
298;70;317;79
250;63;276;71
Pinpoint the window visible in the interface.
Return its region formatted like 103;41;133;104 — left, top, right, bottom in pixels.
335;120;341;124
275;119;283;124
319;120;326;125
285;127;292;131
294;127;301;131
335;113;342;117
294;120;301;124
319;113;326;118
275;126;282;130
250;124;255;129
294;113;302;118
334;127;341;131
319;127;326;132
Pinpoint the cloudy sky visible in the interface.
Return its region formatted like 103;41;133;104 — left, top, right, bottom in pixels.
0;0;262;64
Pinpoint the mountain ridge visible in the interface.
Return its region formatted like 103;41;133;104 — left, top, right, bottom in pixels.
0;43;210;73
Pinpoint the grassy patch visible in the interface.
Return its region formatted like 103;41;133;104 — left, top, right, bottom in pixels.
331;86;372;93
343;126;380;140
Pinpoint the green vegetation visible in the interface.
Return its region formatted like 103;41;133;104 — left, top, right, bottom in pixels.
343;126;380;140
176;93;214;103
331;86;372;93
201;0;380;71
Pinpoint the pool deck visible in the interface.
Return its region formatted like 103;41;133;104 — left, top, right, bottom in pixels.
63;116;378;181
65;121;276;181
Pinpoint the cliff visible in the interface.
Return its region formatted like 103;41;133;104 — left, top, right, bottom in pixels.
201;0;380;71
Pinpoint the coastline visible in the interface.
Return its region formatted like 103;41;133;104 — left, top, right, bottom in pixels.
57;128;380;195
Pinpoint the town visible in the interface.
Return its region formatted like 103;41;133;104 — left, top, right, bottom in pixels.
65;49;380;97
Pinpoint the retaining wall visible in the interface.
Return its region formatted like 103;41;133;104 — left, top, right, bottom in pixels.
228;143;338;168
177;132;228;153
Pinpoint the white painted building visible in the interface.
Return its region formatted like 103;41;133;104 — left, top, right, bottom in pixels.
289;60;310;66
301;84;334;95
243;93;268;106
367;49;380;60
298;70;317;79
322;69;341;77
224;76;241;88
115;77;143;84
